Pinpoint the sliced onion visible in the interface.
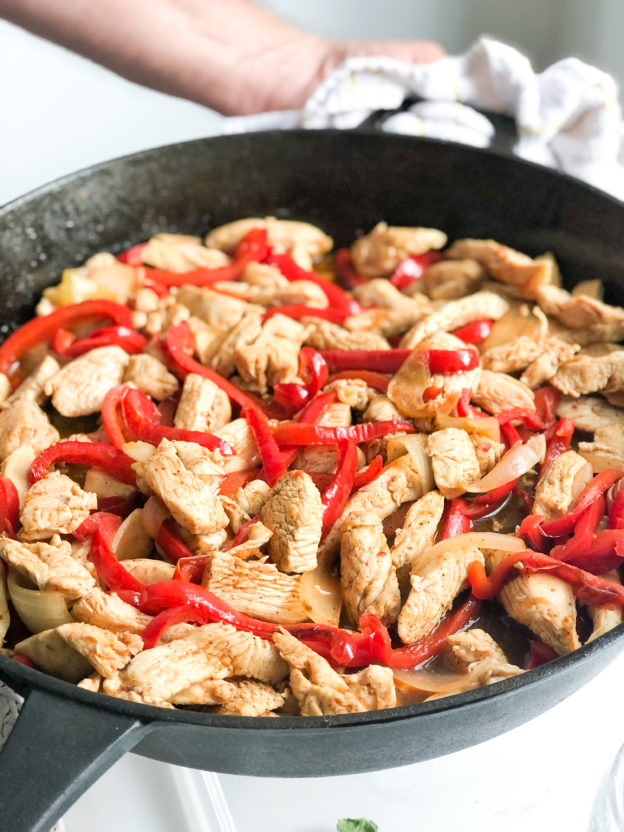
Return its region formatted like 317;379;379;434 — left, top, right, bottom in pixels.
393;668;474;695
386;434;434;495
122;440;155;463
7;570;73;634
299;554;342;627
0;563;9;646
113;508;153;561
480;303;544;351
420;532;526;564
142;496;170;540
465;434;546;494
436;414;501;443
579;449;620;474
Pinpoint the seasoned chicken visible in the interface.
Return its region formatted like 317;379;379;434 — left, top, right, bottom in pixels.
551;352;624;397
261;471;323;573
578;422;624;471
353;278;432;313
400;291;509;348
587;572;623;643
187;623;288;684
234;314;307;394
390;490;445;571
20;472;98;540
422;258;486;300
3;355;60;408
142;438;229;535
0;536;95;599
170;678;237;706
218;680;286;716
340;506;401;625
472;369;535;413
350;223;447;277
362;392;402;423
222;482;271;533
325;378;369;410
45;346;129;417
482;335;579;389
203;551;308;623
214;418;262;472
142;233;230;272
220;277;328;309
0;398;59;461
124;354;179;400
177;285;255;331
486;549;580;655
72;588;151;633
470;433;505;477
343;664;398;710
304;319;390;352
556;395;623;432
124;558;175;584
532;451;593;520
536;284;624;339
427;429;481;498
1;444;37;506
398;543;484;643
443;629;522;684
388;332;481;418
174;373;231;433
446;239;553;296
273;630;365;715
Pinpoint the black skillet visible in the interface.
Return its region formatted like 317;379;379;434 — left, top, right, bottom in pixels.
0;130;624;832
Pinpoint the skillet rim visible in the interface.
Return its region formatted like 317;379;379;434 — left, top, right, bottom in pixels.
1;129;623;730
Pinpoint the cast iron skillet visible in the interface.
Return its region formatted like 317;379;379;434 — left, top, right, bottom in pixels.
0;130;624;832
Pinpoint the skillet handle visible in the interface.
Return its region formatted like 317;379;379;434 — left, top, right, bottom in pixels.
0;686;149;832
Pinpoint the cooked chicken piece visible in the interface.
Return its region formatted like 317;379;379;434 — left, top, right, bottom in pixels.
351;223;447;277
297;445;339;475
389;332;481;418
216;522;273;560
77;672;102;693
261;471;323;573
119;631;230;701
482;335;579;384
3;355;60;408
443;629;522;684
422;258;487;300
340;506;401;625
132;287;161;314
214;418;262;473
72;588;151;633
532;451;593;520
45;346;129;417
174;373;231;433
170;678;237;706
241;262;290;289
0;373;9;405
587;572;623;643
203;551;308;623
20;472;98;540
304;319;390;352
101;676;175;708
398;543;484;643
446;239;553;296
124;354;179;401
177;285;256;331
273;630;365;715
343;307;430;339
217;680;286;716
234;314;307;394
486;549;580;654
0;536;95;599
0;444;36;506
142;438;229;535
469;433;505;477
124;558;175;584
143;299;191;339
551;352;624;397
576;420;624;472
142;233;230;272
426;429;481;499
353;278;432;313
472;369;535;414
84;468;137;505
400;291;509;348
362;392;402;423
206;218;333;270
556;395;622;432
0;398;59;461
219;277;328;309
536;284;624;337
343;665;397;709
189;623;288;684
390;490;445;571
325;378;370;410
222;482;271;533
16;623;141;681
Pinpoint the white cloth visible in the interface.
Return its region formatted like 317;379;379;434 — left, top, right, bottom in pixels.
225;37;624;198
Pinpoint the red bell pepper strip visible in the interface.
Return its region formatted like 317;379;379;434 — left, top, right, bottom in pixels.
541;470;623;537
101;385;131;448
97;493;140;519
234;227;270;265
271;418;414;447
451;319;493;345
90;514;144;593
0;300;133;376
333;248;369;288
321;349;411;373
352;455;383;491
117;243;146;265
218;468;260;498
423;385;443;402
550;497;605;562
389;251;444;291
224;514;259;551
299;348;328;398
141;604;202;648
121;388;234;454
517;513;551;551
441;499;472;538
426;348;479;374
12;655;35;668
500;421;521;448
540;417;574;476
468;550;624;608
320;441;358;538
263;305;350;325
52;328;76;355
157;393;180;427
272;383;309;417
156;519;195;563
30;442;136;485
64;326;148;357
0;475;20;537
327;370;390;392
610;482;624;530
173;555;209;583
456;388;472;418
534;387;559;425
472;477;520;506
526;640;558;670
278;391;339;470
496;408;545;430
243;405;286;487
266;252;362;316
75;511;122;541
560;529;624;574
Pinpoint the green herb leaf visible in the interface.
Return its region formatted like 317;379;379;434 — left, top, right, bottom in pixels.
337;819;378;832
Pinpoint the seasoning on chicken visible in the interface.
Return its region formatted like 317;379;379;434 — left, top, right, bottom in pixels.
72;588;152;633
261;471;323;573
426;429;481;499
532;451;593;520
390;490;445;572
551;351;624;397
142;232;231;272
234;314;308;394
3;355;61;408
421;258;486;300
0;398;59;461
446;239;554;296
472;369;535;413
343;665;398;710
217;680;287;716
186;623;288;685
0;536;95;599
45;346;129;417
350;223;447;277
124;354;179;401
536;284;624;342
400;291;509;348
353;278;432;313
174;373;232;433
482;335;579;389
442;629;522;684
20;472;98;540
304;319;390;352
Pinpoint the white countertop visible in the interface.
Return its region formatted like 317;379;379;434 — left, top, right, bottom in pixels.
2;21;624;832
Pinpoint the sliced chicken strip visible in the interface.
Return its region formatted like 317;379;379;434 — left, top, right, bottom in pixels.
170;679;237;706
234;314;308;394
45;346;129;417
556;395;623;432
472;370;535;414
343;665;397;710
587;571;623;643
446;239;553;296
142;233;230;272
536;284;624;336
177;285;255;330
20;472;98;540
214;418;262;473
482;335;579;389
427;429;481;499
124;354;179;400
174;373;231;433
304;319;390;352
261;471;323;573
72;588;152;633
443;629;523;684
422;258;486;300
350;223;447;277
3;355;60;408
186;623;288;685
0;398;59;461
217;680;286;716
470;433;505;477
353;278;432;313
0;536;95;599
218;277;328;309
390;490;445;572
551;352;624;398
400;291;509;348
532;451;593;520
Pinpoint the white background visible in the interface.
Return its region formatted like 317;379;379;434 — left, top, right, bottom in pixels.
2;3;624;830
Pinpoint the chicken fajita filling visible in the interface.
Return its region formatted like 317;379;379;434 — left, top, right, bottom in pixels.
0;218;623;716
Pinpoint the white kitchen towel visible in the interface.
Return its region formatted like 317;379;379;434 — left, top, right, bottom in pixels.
225;36;624;199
